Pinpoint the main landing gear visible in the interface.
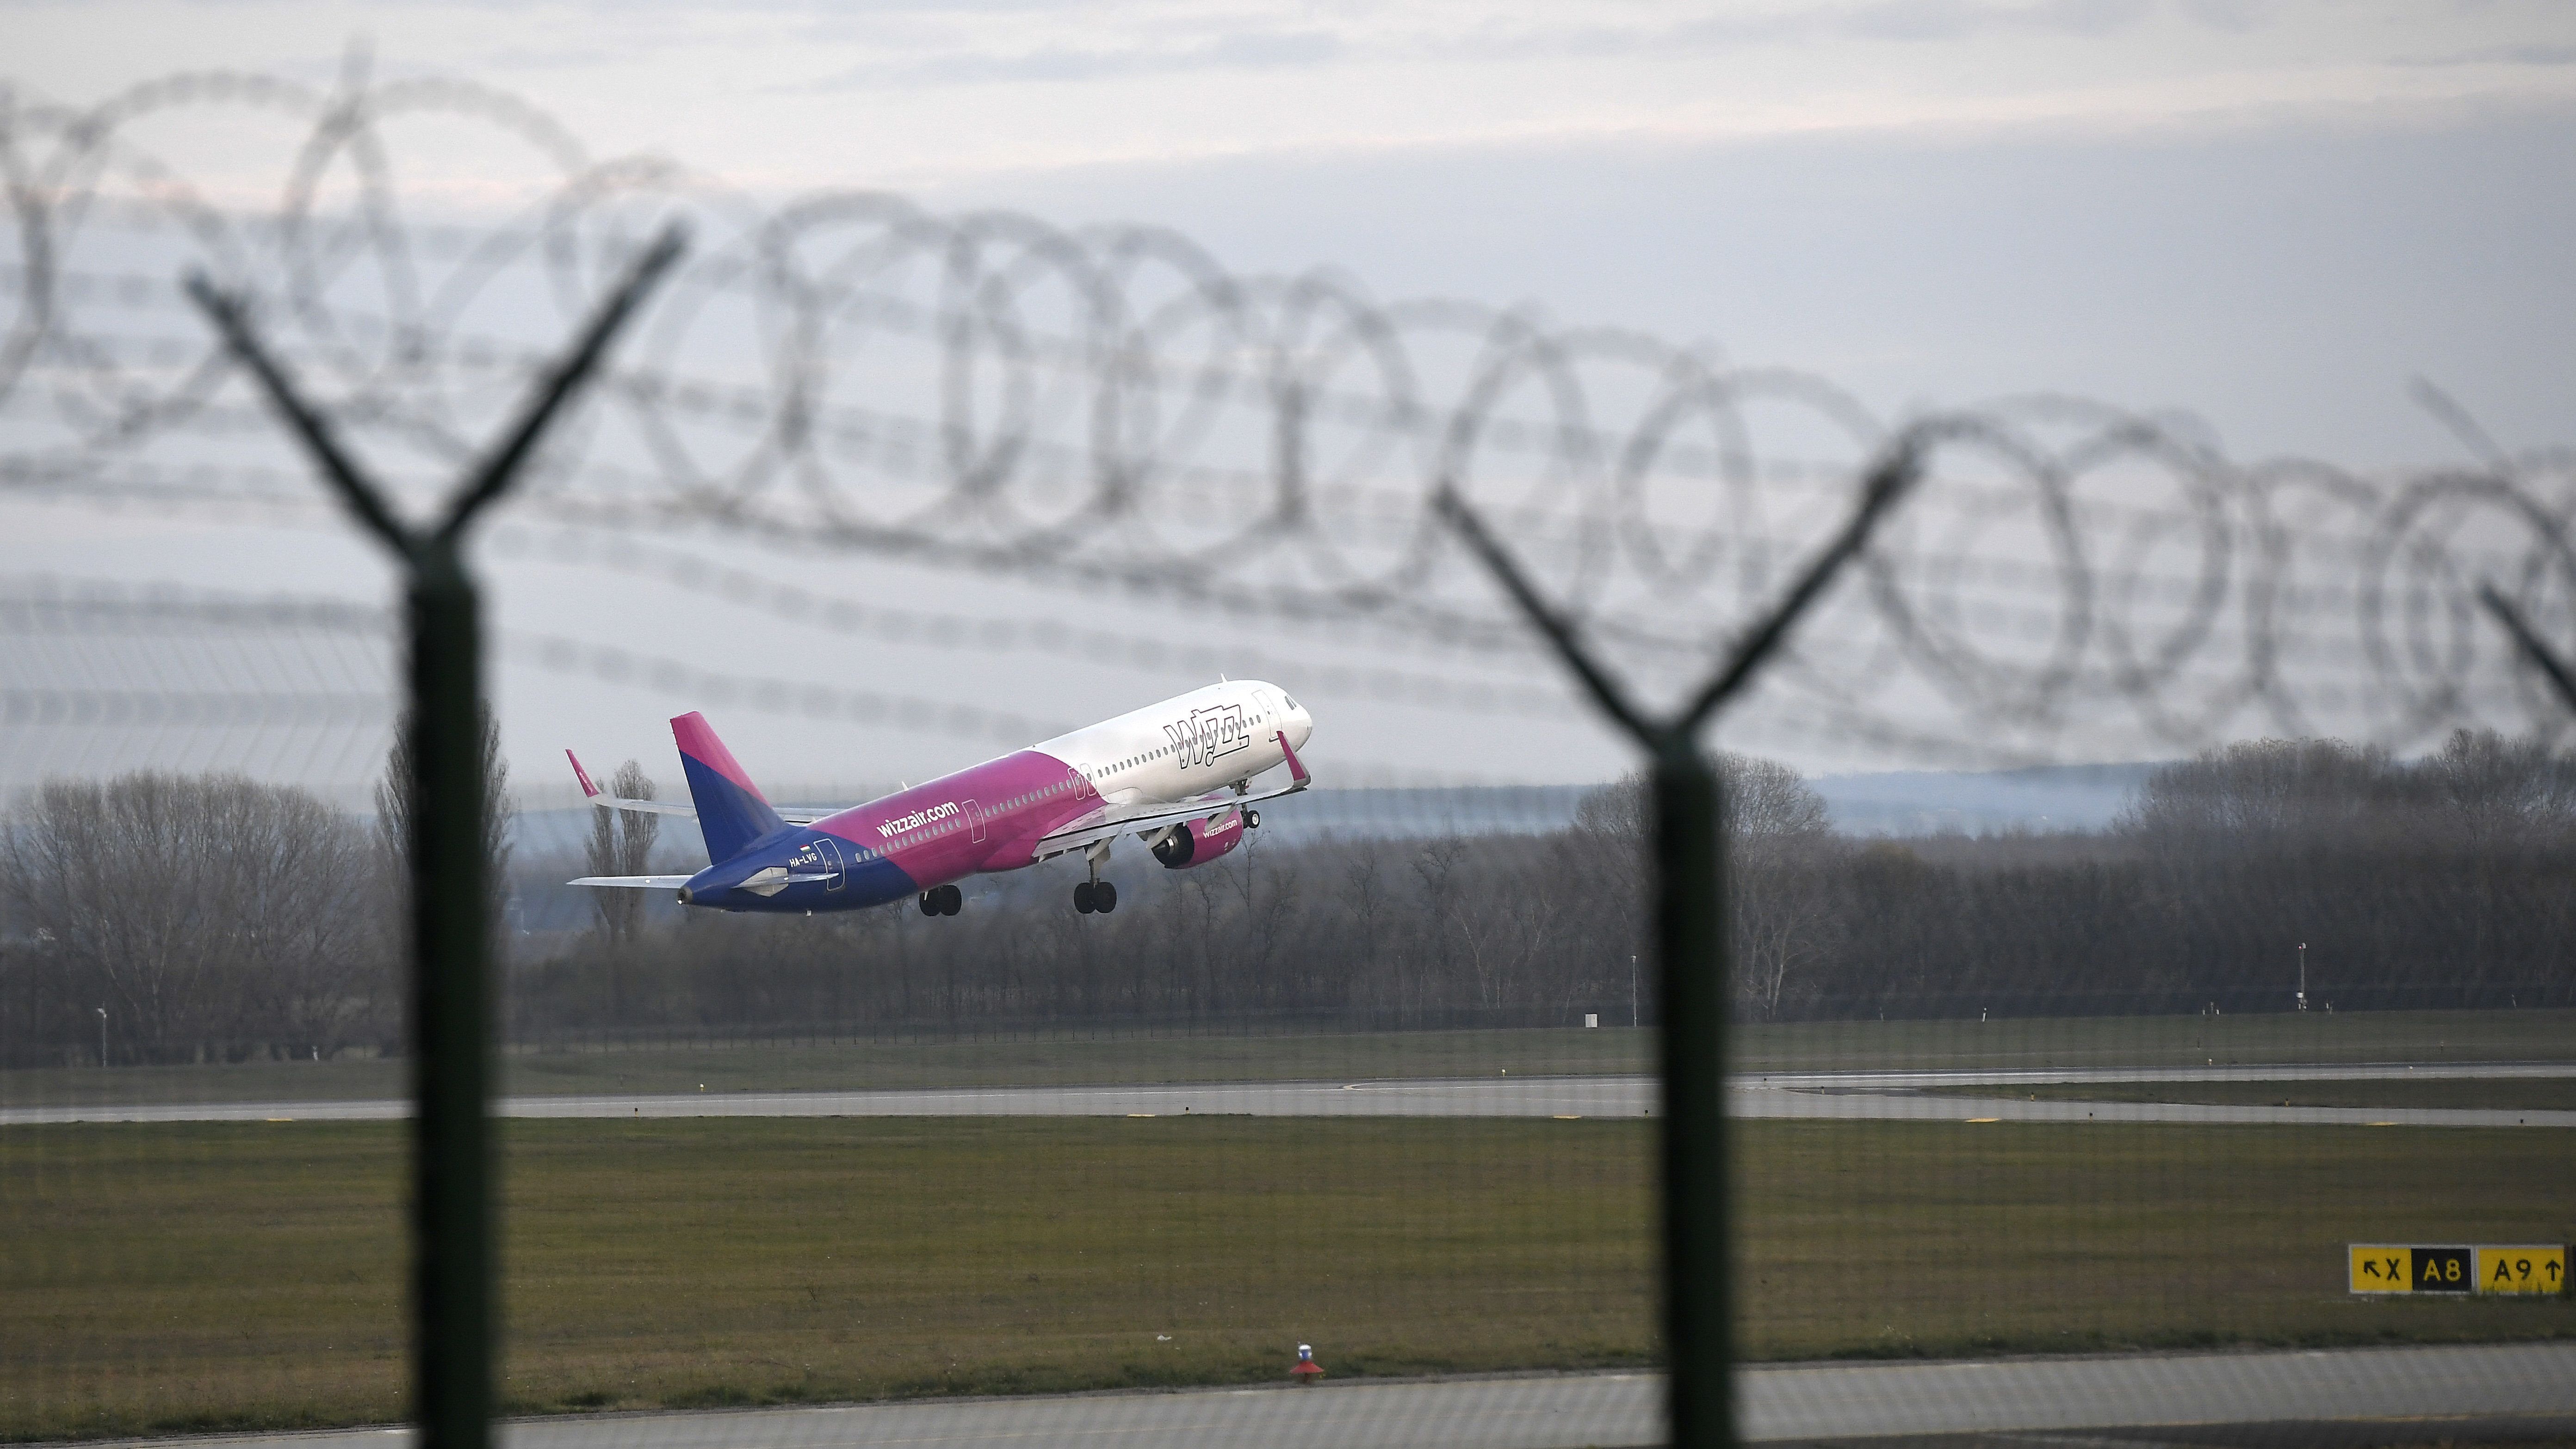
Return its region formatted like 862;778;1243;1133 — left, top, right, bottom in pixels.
917;883;961;916
1075;840;1116;915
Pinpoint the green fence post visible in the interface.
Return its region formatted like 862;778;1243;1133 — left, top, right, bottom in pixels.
1435;436;1923;1447
1653;743;1728;1444
186;229;684;1449
407;545;495;1443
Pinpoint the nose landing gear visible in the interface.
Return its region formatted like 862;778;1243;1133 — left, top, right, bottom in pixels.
916;883;962;916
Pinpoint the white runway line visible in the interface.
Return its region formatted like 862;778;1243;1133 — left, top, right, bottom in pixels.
8;1062;2573;1127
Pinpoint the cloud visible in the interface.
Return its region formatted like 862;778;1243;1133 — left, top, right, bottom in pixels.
801;0;2187;93
805;27;1342;89
1836;0;2156;43
2396;42;2576;68
1438;0;2169;65
2174;0;2273;32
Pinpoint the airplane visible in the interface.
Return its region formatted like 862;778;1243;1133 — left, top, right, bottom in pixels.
566;680;1314;916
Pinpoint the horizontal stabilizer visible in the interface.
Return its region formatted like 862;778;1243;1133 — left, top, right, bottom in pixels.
737;865;838;898
567;874;694;889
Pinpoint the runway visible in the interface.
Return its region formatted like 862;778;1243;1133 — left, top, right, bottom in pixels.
57;1342;2576;1449
9;1062;2574;1127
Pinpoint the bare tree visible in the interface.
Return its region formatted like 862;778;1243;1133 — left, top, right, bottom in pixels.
0;773;384;1062
581;760;660;1018
2423;727;2576;849
1577;756;1836;1019
2122;737;2397;844
376;704;514;942
586;761;660;940
1576;753;1829;847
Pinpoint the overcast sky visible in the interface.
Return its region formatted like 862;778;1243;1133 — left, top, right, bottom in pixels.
5;1;2573;791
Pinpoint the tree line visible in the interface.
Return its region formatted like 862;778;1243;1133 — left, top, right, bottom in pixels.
5;730;2573;1064
0;712;512;1066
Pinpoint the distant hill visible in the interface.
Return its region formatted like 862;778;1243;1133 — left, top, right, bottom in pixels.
1809;763;2161;837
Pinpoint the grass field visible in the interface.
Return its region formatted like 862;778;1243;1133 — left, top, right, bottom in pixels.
4;1118;2571;1442
1927;1079;2576;1111
8;1008;2572;1109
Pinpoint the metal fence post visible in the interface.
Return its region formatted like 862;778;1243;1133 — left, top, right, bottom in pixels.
1436;436;1924;1447
407;547;495;1438
1651;743;1728;1444
186;229;684;1449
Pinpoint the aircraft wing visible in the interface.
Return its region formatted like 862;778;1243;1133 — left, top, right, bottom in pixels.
567;874;694;889
1034;731;1312;859
568;749;697;817
568;749;836;824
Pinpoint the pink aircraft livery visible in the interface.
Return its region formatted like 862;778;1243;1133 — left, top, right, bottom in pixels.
568;681;1314;915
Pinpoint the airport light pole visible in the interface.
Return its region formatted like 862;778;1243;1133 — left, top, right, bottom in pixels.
2297;942;2307;1013
186;228;684;1449
1437;432;1926;1449
96;1005;106;1068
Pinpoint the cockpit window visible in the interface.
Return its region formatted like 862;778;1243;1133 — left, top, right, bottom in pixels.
1282;694;1299;711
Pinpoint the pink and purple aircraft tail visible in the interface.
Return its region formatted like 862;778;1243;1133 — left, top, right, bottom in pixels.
672;712;786;862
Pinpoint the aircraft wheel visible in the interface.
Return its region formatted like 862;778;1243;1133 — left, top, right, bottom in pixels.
1245;809;1260;829
1095;880;1118;913
1073;881;1095;914
940;884;963;915
917;892;938;916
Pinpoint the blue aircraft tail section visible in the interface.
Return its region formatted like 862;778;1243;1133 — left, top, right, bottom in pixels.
670;712;786;863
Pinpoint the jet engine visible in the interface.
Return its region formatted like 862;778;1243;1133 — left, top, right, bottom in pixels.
1150;808;1248;868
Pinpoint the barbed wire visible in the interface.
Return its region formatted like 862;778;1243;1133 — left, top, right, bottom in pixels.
0;576;1567;798
0;576;1075;785
5;67;2572;762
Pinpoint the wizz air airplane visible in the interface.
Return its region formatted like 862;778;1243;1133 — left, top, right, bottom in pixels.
567;680;1313;916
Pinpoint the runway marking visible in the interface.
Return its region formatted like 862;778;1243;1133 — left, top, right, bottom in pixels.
16;1064;2576;1128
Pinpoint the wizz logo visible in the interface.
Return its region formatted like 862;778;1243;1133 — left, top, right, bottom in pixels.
877;801;959;838
1166;704;1251;769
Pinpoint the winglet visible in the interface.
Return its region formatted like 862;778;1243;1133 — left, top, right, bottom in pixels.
1276;731;1310;789
567;749;600;799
